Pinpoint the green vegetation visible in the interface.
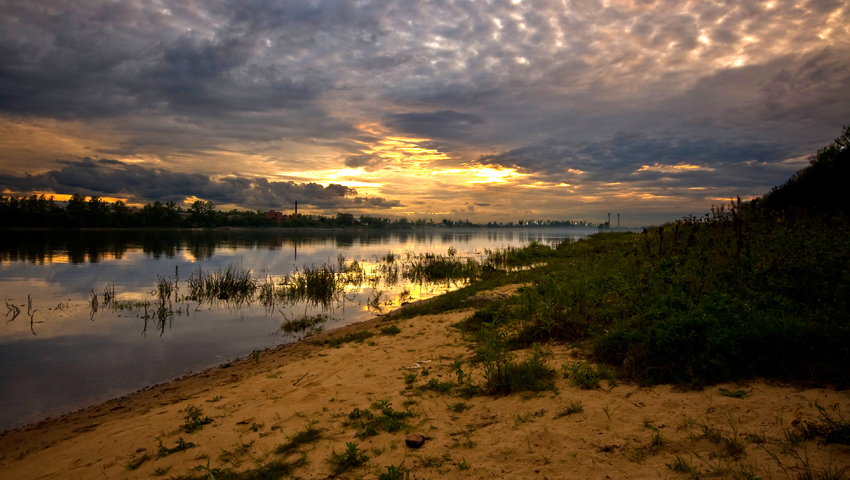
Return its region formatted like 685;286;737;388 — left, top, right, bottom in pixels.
554;400;584;418
380;324;401;335
327;330;375;347
126;453;151;470
167;456;308;480
342;399;415;439
439;126;850;389
378;462;409;480
156;437;196;458
477;339;556;395
279;313;332;335
561;362;615;390
181;405;213;434
273;425;323;455
327;442;369;475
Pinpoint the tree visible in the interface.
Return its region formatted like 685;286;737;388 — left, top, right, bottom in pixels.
189;200;217;226
762;125;850;213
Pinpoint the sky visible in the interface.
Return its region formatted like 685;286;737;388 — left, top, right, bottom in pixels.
1;0;848;226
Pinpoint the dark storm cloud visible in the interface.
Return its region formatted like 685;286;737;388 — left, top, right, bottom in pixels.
479;132;799;189
384;110;485;140
0;158;400;209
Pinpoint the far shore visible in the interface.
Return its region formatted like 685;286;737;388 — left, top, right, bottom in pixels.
1;284;847;479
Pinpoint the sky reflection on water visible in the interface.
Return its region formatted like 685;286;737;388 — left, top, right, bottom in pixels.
0;228;594;430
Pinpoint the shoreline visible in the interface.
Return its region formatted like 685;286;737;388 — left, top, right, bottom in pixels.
1;287;848;479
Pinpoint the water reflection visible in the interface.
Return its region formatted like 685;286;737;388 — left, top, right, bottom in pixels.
0;227;597;431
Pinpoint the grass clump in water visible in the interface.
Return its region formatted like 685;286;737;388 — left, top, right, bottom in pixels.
279;313;331;335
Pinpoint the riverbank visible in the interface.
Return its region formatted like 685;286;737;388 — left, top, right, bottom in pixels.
1;285;847;480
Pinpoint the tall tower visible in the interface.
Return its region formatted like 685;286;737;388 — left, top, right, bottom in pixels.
617;213;620;227
295;201;298;216
608;213;611;226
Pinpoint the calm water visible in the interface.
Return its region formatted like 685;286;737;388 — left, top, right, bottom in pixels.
0;227;594;431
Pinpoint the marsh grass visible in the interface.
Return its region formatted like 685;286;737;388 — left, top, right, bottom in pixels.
279;313;331;335
187;264;258;305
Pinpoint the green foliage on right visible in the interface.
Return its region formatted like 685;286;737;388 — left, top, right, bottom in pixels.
461;126;850;386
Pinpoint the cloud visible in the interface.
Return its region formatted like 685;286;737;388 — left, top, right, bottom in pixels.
0;158;400;210
384;110;485;140
0;0;847;225
479;131;801;192
343;154;387;171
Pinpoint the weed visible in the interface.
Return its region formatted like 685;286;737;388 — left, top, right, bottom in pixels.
514;409;546;425
275;425;324;456
719;387;747;399
378;461;408;480
343;400;415;438
425;378;455;393
173;456;308;480
667;455;701;479
561;362;614;389
452;359;472;384
457;457;471;470
181;405;213;433
649;431;665;453
480;341;555;394
555;400;584;418
126;453;150;470
205;395;223;403
156;437;196;458
447;402;471;413
403;372;418;385
328;330;375;347
328;442;369;475
602;404;617;420
248;422;264;432
152;465;172;476
381;325;401;335
629;446;647;465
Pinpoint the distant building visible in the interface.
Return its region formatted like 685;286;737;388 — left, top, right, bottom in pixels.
264;210;297;222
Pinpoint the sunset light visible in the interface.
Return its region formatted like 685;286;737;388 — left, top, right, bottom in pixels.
0;0;845;225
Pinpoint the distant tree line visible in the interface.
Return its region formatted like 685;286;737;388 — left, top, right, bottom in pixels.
0;193;592;229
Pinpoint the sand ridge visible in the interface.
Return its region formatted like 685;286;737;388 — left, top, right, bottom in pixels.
0;288;848;479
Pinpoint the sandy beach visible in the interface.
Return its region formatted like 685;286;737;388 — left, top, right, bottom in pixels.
1;286;848;480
